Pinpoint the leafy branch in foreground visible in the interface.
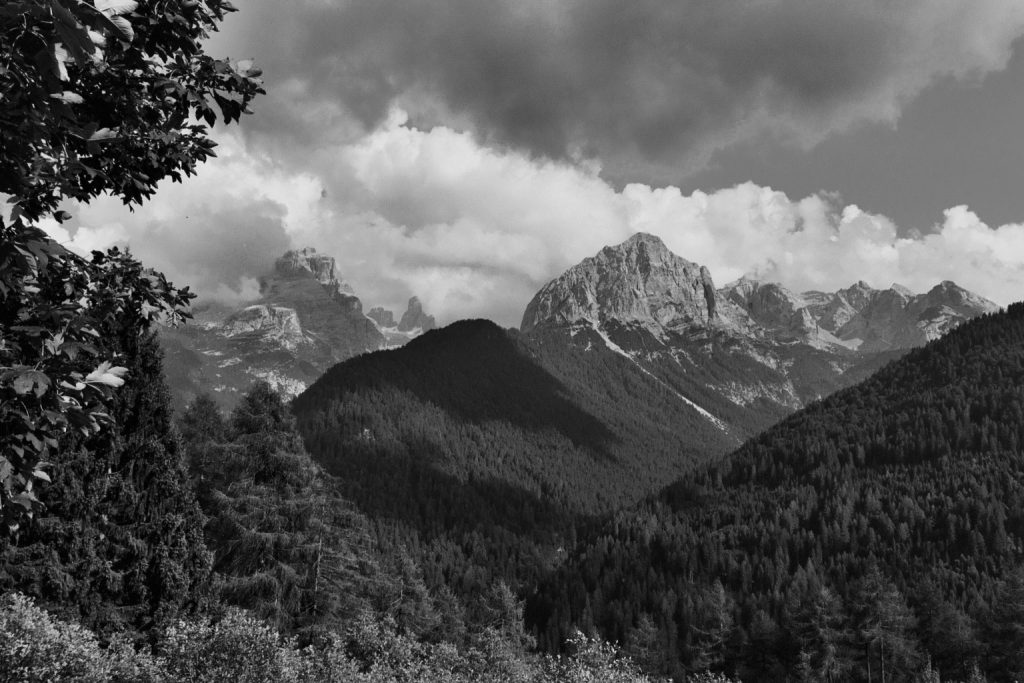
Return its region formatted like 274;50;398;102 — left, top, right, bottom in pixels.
1;222;193;532
0;0;262;530
1;0;264;221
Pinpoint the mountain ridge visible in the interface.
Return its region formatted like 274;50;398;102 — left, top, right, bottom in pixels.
160;247;435;411
520;232;998;441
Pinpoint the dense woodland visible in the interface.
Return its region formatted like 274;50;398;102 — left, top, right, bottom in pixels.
291;319;747;619
1;355;665;681
8;1;1024;680
6;297;1024;680
531;302;1024;681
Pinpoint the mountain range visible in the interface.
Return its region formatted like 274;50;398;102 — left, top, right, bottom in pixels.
521;232;997;441
154;232;1021;680
162;234;995;434
280;233;1015;680
530;300;1024;681
160;247;435;411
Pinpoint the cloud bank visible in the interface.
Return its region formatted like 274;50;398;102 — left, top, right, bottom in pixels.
214;0;1024;182
42;1;1024;325
50;119;1024;327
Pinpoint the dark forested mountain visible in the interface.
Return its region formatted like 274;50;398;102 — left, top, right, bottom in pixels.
160;248;435;413
293;318;740;518
290;318;745;613
522;232;997;443
531;302;1024;681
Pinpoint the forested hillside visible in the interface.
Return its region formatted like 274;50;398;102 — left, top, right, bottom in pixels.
531;302;1024;681
295;319;739;514
290;319;742;609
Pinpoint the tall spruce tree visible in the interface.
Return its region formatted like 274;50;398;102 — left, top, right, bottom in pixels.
0;328;211;636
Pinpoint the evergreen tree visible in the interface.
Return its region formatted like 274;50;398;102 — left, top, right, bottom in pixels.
984;568;1024;680
0;330;211;635
183;383;370;638
851;567;920;682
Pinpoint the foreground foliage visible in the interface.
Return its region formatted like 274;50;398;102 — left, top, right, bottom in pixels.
0;325;210;635
1;0;262;530
0;592;667;683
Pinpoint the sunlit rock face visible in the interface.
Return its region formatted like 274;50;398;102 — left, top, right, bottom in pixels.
368;307;396;328
521;232;998;441
522;232;748;336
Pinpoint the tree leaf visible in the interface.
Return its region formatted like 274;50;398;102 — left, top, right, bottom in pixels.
88;127;118;142
107;15;134;42
11;370;51;397
51;91;84;104
94;0;138;16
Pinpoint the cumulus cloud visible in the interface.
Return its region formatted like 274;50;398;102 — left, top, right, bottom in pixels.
45;132;321;304
283;118;1024;325
212;0;1024;182
47;113;1024;327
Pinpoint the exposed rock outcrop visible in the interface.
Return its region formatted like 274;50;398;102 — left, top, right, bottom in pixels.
398;297;436;332
521;233;740;335
368;307;396;328
162;247;435;411
275;247;355;296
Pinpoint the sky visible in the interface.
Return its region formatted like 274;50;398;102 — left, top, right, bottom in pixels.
45;0;1024;327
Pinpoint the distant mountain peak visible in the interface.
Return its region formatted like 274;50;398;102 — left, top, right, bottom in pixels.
890;283;913;296
275;247;355;296
521;231;729;334
162;245;435;411
398;296;436;332
613;231;670;250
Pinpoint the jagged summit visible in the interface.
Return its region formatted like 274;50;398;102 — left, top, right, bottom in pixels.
518;233;999;438
161;246;435;410
275;247;355;296
521;232;731;334
398;296;436;332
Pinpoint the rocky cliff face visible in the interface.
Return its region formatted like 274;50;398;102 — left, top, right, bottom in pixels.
368;307;396;328
521;232;998;442
275;247;355;295
522;233;744;335
161;247;435;411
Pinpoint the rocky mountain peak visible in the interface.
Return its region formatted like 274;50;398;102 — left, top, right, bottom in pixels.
398;296;436;332
890;283;913;297
275;247;355;295
521;232;736;334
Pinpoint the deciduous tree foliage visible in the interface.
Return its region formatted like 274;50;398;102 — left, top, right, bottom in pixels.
1;0;263;220
0;0;263;529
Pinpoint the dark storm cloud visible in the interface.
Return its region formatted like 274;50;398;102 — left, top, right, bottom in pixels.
221;0;1024;181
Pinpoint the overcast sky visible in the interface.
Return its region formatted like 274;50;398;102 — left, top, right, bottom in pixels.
47;0;1024;327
